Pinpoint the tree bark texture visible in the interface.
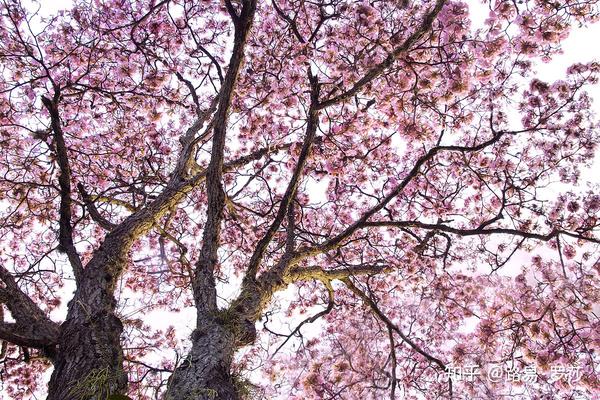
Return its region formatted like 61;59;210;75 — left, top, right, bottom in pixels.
46;246;129;400
164;320;239;400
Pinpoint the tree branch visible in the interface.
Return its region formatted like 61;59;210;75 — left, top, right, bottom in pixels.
193;0;258;314
317;0;447;109
243;71;320;280
285;264;389;283
362;220;600;245
272;280;334;355
341;278;452;396
41;94;84;284
0;265;60;352
230;130;508;328
293;130;508;260
77;183;117;231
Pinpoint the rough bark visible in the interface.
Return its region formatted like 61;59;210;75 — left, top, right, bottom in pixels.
165;320;238;400
0;265;60;355
47;241;130;399
41;94;85;284
191;0;257;315
41;119;293;399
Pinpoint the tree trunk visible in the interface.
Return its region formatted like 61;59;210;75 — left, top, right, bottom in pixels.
47;310;126;400
47;248;128;400
164;319;239;400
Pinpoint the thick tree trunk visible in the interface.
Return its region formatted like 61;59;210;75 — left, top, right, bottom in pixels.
47;309;126;400
164;320;239;400
47;245;128;400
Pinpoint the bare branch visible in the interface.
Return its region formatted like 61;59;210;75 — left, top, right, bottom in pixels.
272;280;334;355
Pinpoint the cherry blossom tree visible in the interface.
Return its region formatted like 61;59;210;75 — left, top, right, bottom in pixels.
1;0;599;398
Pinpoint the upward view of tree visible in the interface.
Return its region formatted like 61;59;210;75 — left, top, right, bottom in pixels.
1;0;600;398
